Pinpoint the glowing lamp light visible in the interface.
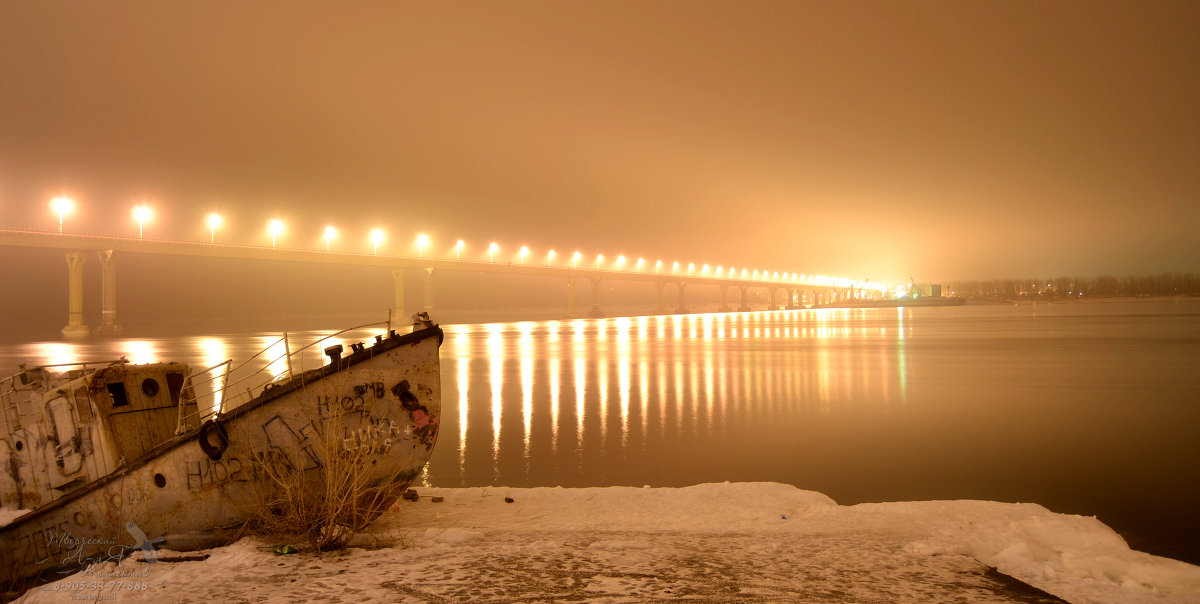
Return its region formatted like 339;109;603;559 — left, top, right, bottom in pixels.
519;245;529;265
268;219;284;248
671;261;680;274
617;255;626;270
50;196;74;233
324;226;337;251
636;258;645;271
370;229;385;255
489;242;498;263
595;253;604;270
455;239;464;260
132;205;152;239
206;213;222;244
701;264;710;276
416;233;429;258
572;251;581;268
548;249;556;266
655;259;663;273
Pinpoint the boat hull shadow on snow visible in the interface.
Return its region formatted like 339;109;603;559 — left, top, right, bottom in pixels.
0;315;443;587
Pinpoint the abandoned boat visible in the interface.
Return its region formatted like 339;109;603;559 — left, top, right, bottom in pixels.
0;314;443;584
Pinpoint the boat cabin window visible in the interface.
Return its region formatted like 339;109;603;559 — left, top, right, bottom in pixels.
107;382;129;407
166;372;184;405
142;378;160;397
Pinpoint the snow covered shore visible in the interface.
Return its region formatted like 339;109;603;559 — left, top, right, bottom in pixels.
12;482;1200;603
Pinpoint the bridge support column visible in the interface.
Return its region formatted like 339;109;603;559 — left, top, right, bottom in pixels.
675;281;688;314
423;267;434;313
566;279;577;317
95;250;122;336
719;284;731;312
392;269;407;323
654;281;667;314
737;285;751;312
785;287;798;309
768;287;780;311
62;252;90;339
588;277;604;318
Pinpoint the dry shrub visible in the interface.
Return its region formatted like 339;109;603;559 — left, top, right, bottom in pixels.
242;383;412;552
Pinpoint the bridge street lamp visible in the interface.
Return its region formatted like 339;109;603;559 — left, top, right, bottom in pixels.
636;258;645;272
519;246;528;265
572;251;581;268
616;255;626;270
455;240;464;260
268;219;284;248
417;233;429;258
371;229;385;255
325;226;337;251
488;242;498;263
595;254;603;271
547;249;556;266
132;205;152;239
655;260;662;274
206;213;222;244
50;196;74;233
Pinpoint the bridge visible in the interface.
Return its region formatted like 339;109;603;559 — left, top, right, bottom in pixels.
0;228;883;338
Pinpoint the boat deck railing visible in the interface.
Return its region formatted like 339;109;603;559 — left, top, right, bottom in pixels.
175;320;396;431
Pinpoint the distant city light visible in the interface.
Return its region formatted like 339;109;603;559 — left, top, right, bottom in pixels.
417;233;429;258
50;196;74;233
519;245;529;265
489;242;498;263
617;255;626;269
370;229;385;255
636;257;645;271
206;213;222;244
132;205;152;239
268;219;284;248
572;251;581;268
672;261;680;275
595;253;604;270
455;239;464;260
655;259;662;273
547;249;556;266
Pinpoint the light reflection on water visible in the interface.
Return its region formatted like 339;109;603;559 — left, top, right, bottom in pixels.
438;309;910;488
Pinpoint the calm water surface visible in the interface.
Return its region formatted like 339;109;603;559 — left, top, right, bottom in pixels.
3;300;1198;562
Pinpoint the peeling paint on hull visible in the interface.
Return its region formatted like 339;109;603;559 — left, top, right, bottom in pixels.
0;324;443;584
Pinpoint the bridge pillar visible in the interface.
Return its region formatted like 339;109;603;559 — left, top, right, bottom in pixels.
768;287;780;311
95;250;123;336
62;252;90;339
675;281;688;314
392;269;407;323
423;267;434;313
719;284;731;312
566;278;577;317
737;285;751;312
785;287;798;309
654;281;667;314
588;277;604;318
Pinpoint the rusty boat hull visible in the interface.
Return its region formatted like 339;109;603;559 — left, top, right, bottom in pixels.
1;321;443;585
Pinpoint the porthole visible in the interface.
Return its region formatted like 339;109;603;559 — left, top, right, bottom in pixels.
154;473;167;488
142;378;160;397
14;440;23;451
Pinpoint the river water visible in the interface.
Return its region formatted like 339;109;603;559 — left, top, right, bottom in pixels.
3;299;1198;563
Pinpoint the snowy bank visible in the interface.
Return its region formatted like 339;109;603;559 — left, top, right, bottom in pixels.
12;482;1200;603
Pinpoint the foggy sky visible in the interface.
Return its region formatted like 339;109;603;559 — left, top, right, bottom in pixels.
2;1;1198;285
